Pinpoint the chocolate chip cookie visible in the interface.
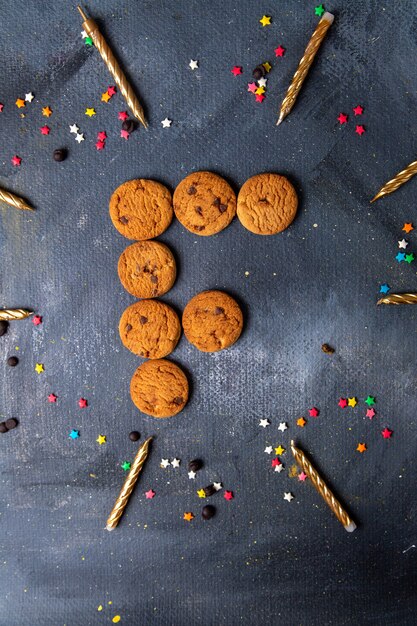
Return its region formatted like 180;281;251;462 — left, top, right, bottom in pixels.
182;290;243;352
118;241;176;299
237;173;298;235
119;300;181;359
109;179;173;240
130;359;189;418
173;171;236;236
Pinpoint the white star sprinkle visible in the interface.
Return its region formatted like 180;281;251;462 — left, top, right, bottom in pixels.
275;464;284;473
171;458;181;468
258;77;267;87
264;446;273;454
75;133;84;143
278;422;288;432
81;30;88;39
161;117;172;128
398;239;408;249
25;92;34;103
188;470;196;479
160;459;170;468
70;124;79;134
189;59;199;70
259;418;270;428
213;482;222;491
283;492;294;502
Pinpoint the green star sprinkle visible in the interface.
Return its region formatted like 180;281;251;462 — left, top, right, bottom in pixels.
405;253;415;264
315;4;325;16
121;461;131;471
85;36;93;47
365;396;376;407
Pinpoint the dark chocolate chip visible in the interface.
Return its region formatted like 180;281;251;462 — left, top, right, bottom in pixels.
253;65;266;80
0;321;9;337
5;418;18;430
122;119;137;134
213;197;220;207
140;316;148;325
195;206;203;216
322;343;335;354
187;185;197;195
219;204;227;213
203;484;216;497
188;459;203;472
150;275;158;284
125;324;133;332
202;504;216;520
119;216;129;224
172;396;183;406
0;422;8;433
7;356;18;367
129;431;140;442
53;148;67;162
214;306;224;315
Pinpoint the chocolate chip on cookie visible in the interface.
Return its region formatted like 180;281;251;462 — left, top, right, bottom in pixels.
182;290;243;352
109;179;173;240
130;359;189;418
119;300;181;359
118;241;176;299
237;173;298;235
173;171;236;236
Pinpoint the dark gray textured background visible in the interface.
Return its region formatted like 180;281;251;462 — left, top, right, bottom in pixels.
1;1;417;624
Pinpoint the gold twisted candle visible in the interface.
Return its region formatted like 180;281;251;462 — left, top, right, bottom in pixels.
291;440;356;532
106;436;152;531
77;5;148;129
0;187;34;211
277;12;334;125
0;309;33;321
371;159;417;203
377;293;417;306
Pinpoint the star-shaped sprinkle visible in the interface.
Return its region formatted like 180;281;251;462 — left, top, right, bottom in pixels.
258;77;267;87
96;434;106;445
381;428;393;439
398;239;408;249
275;464;284;473
11;155;21;166
25;92;34;103
197;489;206;498
69;429;80;439
298;472;308;481
406;253;415;264
353;105;363;116
40;125;50;135
297;417;306;427
171;458;181;468
255;94;266;103
271;458;281;468
0;103;3;112
161;117;172;128
48;393;57;403
366;408;376;419
85;108;96;117
16;98;25;108
283;492;294;502
278;422;288;432
224;490;234;501
70;123;79;134
275;445;285;456
231;66;243;76
263;62;272;73
188;470;196;479
120;129;130;140
396;252;406;263
118;111;129;121
75;133;85;143
96;140;105;150
97;131;107;141
183;512;194;521
259;15;271;27
35;363;44;374
348;397;357;408
309;407;319;417
85;36;93;46
247;82;257;93
255;86;265;95
379;284;390;294
78;398;88;408
121;461;131;471
264;446;273;454
213;482;222;491
145;489;155;499
32;315;42;325
338;398;348;408
81;30;87;38
355;125;365;136
337;113;348;124
365;396;376;406
101;91;111;103
42;106;52;117
403;223;414;233
189;59;198;70
160;459;170;468
259;418;270;428
107;86;117;96
274;45;286;58
315;4;325;16
357;443;367;453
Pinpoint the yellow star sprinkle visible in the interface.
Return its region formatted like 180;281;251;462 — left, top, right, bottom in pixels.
348;397;358;407
197;489;206;498
112;617;121;624
255;86;265;95
85;107;96;117
96;434;106;445
35;363;44;374
101;92;111;103
262;61;272;73
275;445;286;456
259;15;271;27
42;106;52;117
16;98;25;108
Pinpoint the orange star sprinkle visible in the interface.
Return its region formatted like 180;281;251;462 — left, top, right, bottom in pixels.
183;512;194;522
42;106;52;117
101;91;111;103
15;98;25;108
297;417;306;427
357;443;367;453
402;223;414;234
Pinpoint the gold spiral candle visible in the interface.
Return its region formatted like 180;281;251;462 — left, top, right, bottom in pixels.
106;436;152;531
77;5;148;129
0;187;34;211
0;309;33;321
377;293;417;306
371;159;417;203
291;440;356;532
276;12;334;126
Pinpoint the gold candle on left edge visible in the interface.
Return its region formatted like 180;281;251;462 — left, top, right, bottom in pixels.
0;187;34;211
106;436;153;531
0;309;33;321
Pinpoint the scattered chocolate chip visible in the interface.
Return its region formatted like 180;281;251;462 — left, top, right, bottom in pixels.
7;356;18;367
212;197;220;207
172;396;183;406
125;324;133;332
53;148;67;162
195;206;203;216
0;321;9;337
218;204;227;213
150;275;158;284
321;343;335;354
253;65;266;80
187;185;197;195
202;504;216;520
119;216;129;224
203;484;216;497
188;459;203;472
129;431;140;442
5;418;18;430
140;316;148;325
122;119;137;134
214;306;224;315
0;422;8;434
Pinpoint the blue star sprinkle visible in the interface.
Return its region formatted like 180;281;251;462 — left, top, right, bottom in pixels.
69;429;80;439
395;252;406;263
379;284;390;294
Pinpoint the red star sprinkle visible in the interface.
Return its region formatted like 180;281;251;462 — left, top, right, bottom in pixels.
95;140;105;150
107;85;117;96
381;428;393;439
274;45;286;57
271;457;281;468
48;393;57;403
338;398;348;408
298;472;308;481
231;66;243;76
366;408;376;419
145;489;155;499
120;129;130;140
97;131;107;141
118;111;129;121
309;407;319;417
0;103;4;112
224;490;234;501
11;155;21;166
78;398;88;408
32;315;42;325
355;125;365;136
337;113;348;124
40;125;50;135
247;82;257;93
353;105;363;116
255;93;265;103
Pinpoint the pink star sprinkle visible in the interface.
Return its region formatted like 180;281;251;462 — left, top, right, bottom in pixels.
40;125;50;135
381;428;393;439
231;66;242;76
298;472;308;481
353;105;364;116
224;490;234;501
97;131;107;141
78;398;88;408
118;111;129;121
366;408;376;419
95;140;105;150
11;155;21;166
32;315;42;325
274;45;286;57
145;489;155;499
255;93;265;103
48;393;57;403
247;82;257;93
338;398;348;408
309;407;319;417
120;129;130;140
0;103;3;112
355;125;366;136
107;86;117;96
337;113;348;124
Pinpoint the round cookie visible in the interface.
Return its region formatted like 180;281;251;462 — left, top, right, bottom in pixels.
237;173;298;235
119;300;181;359
109;179;173;240
173;171;236;236
118;241;176;299
182;290;243;352
130;359;189;418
